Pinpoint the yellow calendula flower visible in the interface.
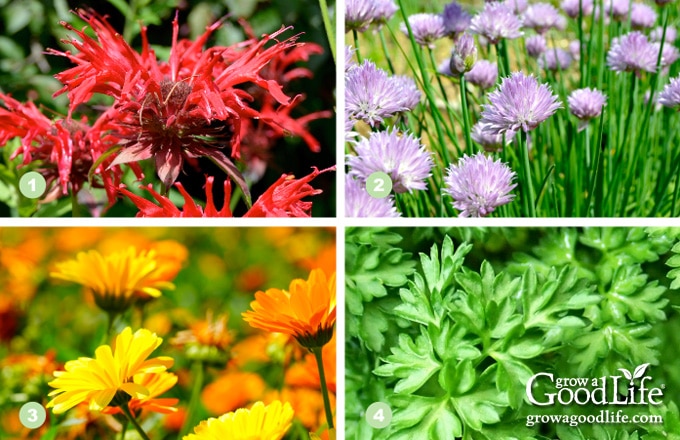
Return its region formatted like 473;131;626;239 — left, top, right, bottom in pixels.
46;327;174;414
103;371;179;415
51;247;176;312
242;269;336;349
183;400;294;440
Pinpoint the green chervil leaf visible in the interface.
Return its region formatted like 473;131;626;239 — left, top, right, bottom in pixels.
666;242;680;290
601;265;667;325
374;329;441;394
570;324;660;376
387;394;463;439
346;231;416;316
347;228;679;439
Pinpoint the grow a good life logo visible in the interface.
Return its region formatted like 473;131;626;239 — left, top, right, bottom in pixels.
525;363;665;427
526;363;664;406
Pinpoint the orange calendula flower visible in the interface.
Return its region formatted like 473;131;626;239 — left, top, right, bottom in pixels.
242;269;336;349
51;247;176;313
183;400;293;440
172;312;233;362
172;312;233;351
47;327;173;414
201;371;266;415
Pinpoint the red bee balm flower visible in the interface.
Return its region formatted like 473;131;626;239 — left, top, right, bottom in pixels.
49;10;306;193
0;93;124;205
119;167;334;218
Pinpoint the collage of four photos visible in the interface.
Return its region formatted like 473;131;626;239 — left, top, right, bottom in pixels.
1;0;680;438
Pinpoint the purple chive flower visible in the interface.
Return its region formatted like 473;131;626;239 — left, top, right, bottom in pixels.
442;1;472;37
659;76;680;109
607;31;658;74
650;26;677;43
526;35;548;58
444;152;517;217
604;0;630;21
392;75;422;110
345;61;408;126
470;2;523;45
347;129;433;193
561;0;594;18
524;3;566;34
630;3;657;29
401;13;447;48
345;0;378;32
568;88;607;130
345;112;358;142
655;42;680;69
345;0;398;32
471;121;516;151
504;0;529;15
438;58;454;76
480;72;562;134
465;60;498;89
450;33;478;75
345;176;401;217
569;40;582;60
373;0;399;26
539;48;573;71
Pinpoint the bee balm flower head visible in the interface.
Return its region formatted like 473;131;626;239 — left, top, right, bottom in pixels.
49;10;300;191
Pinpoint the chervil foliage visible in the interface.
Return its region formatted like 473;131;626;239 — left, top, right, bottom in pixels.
347;228;680;439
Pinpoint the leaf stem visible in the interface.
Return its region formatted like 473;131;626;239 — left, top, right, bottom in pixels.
311;346;335;430
459;76;472;152
519;131;536;217
121;402;150;440
318;0;336;60
179;360;205;439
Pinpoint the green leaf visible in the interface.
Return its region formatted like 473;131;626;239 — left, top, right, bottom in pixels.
34;197;73;218
358;301;390;352
0;36;24;60
522;266;599;336
420;235;472;297
4;0;34;34
389;394;463;439
603;265;667;325
450;380;509;432
491;351;534;409
373;330;441;394
394;275;436;326
439;359;476;394
667;241;680;290
570;324;659;376
430;320;481;362
346;242;415;315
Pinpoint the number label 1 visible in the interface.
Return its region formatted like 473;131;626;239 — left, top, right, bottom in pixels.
19;172;47;199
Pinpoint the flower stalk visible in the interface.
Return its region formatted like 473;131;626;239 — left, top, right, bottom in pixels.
311;346;334;430
121;402;151;440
